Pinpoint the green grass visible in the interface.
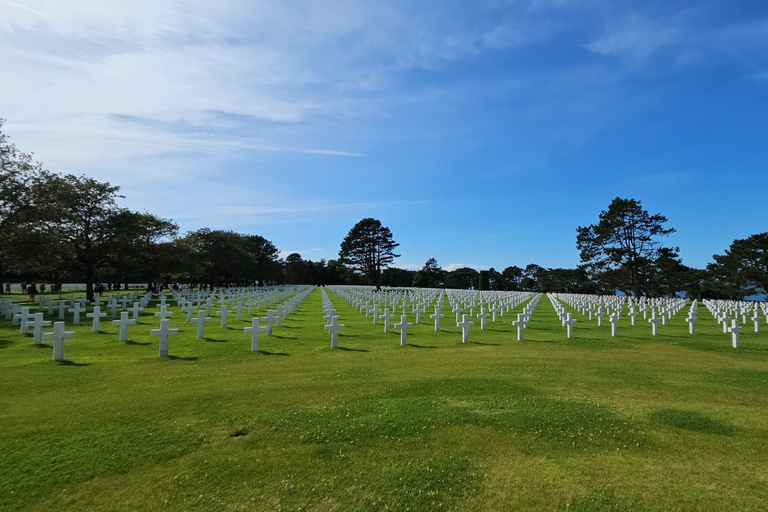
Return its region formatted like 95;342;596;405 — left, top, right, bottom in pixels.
1;289;767;510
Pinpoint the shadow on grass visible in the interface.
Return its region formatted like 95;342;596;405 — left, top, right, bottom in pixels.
335;347;369;352
273;335;296;340
468;341;500;346
204;338;227;343
257;350;289;356
408;344;438;349
167;355;198;361
650;408;735;435
125;340;151;346
54;360;92;366
280;325;298;329
33;343;53;349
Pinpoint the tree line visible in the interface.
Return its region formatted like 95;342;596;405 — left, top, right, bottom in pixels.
2;121;765;300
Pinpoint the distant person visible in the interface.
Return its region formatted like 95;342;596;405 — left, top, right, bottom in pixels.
27;283;38;303
39;283;46;293
4;283;10;294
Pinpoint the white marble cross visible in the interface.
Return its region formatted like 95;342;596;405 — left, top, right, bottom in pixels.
29;312;51;345
44;321;74;361
244;317;268;352
325;315;346;349
87;306;107;332
595;308;606;327
608;313;620;337
15;307;34;334
381;308;395;333
648;310;662;336
627;306;639;326
728;319;742;348
232;302;246;321
370;304;382;324
394;314;413;346
430;306;444;332
457;314;474;343
261;310;278;336
685;314;696;334
476;308;490;330
216;304;232;328
191;310;211;339
129;302;144;321
112;311;137;342
154;304;173;321
512;314;525;341
182;304;195;322
68;302;86;325
414;304;426;324
151;319;179;357
563;313;576;338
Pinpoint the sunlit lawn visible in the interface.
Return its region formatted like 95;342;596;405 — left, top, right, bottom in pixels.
1;288;767;511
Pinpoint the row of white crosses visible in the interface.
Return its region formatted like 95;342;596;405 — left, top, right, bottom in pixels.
327;286;541;344
5;286;312;360
321;288;345;348
548;294;577;338
554;293;689;337
703;299;767;348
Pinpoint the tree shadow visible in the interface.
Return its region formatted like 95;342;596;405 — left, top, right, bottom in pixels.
167;355;198;361
335;347;369;352
54;360;92;366
256;350;290;356
408;344;438;349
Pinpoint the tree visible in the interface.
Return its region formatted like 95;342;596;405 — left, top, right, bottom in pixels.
577;197;677;296
107;211;178;286
445;267;479;289
53;175;129;300
500;265;524;291
0;120;56;291
412;257;445;288
339;218;400;290
709;232;768;298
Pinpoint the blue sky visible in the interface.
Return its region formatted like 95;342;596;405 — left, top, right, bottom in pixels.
2;0;767;271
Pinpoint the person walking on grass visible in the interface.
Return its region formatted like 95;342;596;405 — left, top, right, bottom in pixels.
27;283;38;303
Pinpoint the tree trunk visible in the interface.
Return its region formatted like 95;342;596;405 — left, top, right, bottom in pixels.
86;271;94;301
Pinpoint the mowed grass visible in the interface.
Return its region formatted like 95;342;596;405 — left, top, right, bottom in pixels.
1;289;768;511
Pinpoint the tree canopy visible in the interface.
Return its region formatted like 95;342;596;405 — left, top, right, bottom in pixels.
577;197;678;296
339;218;400;290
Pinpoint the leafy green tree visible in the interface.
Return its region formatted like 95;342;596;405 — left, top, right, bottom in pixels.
577;197;677;296
106;212;178;286
0;120;57;291
501;265;524;291
52;175;129;300
339;218;400;290
445;267;479;289
182;229;279;287
412;257;445;288
708;232;768;298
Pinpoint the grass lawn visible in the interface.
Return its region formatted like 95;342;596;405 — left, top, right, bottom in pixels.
1;288;767;511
